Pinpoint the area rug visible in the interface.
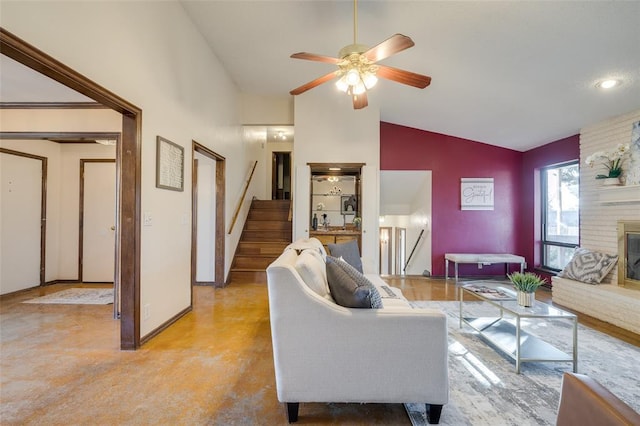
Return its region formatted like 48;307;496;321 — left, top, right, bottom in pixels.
405;301;640;426
23;288;113;305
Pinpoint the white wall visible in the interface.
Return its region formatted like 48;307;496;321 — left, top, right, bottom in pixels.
293;88;380;271
240;94;293;125
1;1;258;337
580;108;640;285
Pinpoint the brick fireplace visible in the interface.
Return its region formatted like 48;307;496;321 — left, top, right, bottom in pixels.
618;220;640;291
552;109;640;334
579;109;640;286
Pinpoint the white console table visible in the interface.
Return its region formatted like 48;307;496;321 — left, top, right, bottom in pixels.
445;253;526;281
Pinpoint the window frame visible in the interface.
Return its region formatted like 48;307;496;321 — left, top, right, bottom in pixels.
540;160;580;272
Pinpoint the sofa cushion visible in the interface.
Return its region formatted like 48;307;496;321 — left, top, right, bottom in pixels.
558;247;618;284
327;240;363;273
325;257;382;308
294;249;329;298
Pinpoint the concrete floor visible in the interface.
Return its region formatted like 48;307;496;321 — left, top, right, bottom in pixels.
1;278;637;425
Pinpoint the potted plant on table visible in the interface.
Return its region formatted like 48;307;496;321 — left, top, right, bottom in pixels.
508;272;546;307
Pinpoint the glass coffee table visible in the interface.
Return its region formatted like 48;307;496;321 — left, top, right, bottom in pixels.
459;281;577;374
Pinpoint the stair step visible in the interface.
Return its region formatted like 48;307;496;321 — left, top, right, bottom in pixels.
228;270;267;284
242;229;291;242
237;242;289;256
251;199;290;210
248;210;290;221
244;220;291;231
233;255;276;269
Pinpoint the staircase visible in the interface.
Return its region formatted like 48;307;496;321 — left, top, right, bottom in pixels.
228;199;292;284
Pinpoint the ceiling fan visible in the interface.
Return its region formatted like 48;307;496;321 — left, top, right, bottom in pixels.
289;0;431;110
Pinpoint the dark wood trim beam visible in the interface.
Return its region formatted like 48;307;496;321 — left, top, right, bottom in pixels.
0;102;106;109
0;131;120;142
1;28;138;115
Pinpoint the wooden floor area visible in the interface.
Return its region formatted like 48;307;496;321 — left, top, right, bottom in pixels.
0;276;638;424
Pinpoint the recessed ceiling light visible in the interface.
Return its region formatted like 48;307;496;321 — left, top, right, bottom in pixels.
596;79;621;89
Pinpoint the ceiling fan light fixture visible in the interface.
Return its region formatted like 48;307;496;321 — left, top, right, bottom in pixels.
345;68;361;85
362;71;378;89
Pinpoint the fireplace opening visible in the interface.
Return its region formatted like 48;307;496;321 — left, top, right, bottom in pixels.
618;220;640;290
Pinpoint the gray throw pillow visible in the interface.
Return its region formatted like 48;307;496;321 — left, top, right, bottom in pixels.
558;247;618;284
327;239;363;273
325;256;382;308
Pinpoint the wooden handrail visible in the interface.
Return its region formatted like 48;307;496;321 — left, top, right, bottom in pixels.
228;160;258;234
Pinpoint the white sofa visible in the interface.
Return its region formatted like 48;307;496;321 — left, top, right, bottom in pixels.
266;238;449;424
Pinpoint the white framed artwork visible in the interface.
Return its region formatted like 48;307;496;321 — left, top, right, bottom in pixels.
461;178;494;210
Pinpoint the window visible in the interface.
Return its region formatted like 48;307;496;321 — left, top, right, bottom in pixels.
541;161;579;271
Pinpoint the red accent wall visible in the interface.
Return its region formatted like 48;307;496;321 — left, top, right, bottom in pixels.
520;134;580;282
380;122;580;279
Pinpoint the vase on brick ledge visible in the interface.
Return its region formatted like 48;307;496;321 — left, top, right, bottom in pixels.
600;177;622;186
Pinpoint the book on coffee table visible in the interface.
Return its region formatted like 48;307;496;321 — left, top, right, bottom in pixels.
462;284;516;300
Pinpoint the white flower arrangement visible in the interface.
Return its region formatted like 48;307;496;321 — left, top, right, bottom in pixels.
585;143;630;179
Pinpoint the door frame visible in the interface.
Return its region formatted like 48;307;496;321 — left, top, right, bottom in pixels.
271;151;291;200
395;227;406;276
191;141;225;288
1;28;143;350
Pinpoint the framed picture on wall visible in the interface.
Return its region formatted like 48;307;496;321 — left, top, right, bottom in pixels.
461;178;494;210
156;136;184;191
341;195;357;215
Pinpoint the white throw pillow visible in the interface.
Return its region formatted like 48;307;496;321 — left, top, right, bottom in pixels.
286;238;327;260
294;249;329;297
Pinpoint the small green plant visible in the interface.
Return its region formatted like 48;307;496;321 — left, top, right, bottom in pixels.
508;272;545;293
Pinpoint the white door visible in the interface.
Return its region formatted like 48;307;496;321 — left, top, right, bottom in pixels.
1;152;42;294
82;161;116;282
195;152;216;282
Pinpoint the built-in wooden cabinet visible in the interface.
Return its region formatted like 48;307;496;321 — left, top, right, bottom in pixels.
309;231;361;254
307;163;364;253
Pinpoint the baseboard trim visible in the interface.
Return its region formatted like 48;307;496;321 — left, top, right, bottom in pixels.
140;305;192;346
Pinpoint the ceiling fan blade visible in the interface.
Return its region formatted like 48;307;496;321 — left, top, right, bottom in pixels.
291;52;341;64
290;71;338;96
352;91;368;110
363;34;415;63
376;65;431;89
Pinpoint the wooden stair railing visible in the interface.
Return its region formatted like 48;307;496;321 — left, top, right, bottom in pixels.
228;160;258;234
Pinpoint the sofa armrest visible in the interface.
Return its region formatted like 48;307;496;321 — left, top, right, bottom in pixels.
557;373;640;426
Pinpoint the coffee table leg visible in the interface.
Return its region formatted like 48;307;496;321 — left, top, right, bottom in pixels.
573;318;578;373
516;316;521;374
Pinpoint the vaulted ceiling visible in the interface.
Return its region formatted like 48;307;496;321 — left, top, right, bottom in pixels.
180;0;640;151
2;1;639;153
